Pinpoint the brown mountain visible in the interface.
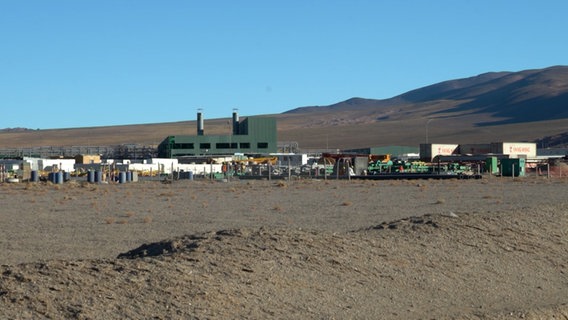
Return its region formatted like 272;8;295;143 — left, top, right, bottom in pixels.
1;66;567;151
278;65;568;149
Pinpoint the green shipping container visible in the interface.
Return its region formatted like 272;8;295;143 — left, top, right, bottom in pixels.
500;158;526;177
485;157;498;174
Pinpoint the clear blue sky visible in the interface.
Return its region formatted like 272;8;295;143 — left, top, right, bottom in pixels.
1;1;566;129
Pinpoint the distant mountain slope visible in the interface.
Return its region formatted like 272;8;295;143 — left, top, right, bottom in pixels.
1;66;567;150
285;65;568;126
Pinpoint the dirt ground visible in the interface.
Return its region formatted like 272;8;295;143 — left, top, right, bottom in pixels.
0;177;567;319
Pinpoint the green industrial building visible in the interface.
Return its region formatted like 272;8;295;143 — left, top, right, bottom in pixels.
158;112;277;158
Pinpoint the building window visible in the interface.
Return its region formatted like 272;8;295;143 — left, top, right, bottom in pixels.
257;142;268;149
240;142;250;149
216;143;238;149
200;143;211;149
173;143;194;149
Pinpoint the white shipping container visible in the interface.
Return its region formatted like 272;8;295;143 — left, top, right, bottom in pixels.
38;159;76;172
491;142;536;158
147;158;179;173
177;163;222;175
420;144;459;161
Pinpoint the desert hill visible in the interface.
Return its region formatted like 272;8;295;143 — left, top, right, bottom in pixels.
1;66;568;150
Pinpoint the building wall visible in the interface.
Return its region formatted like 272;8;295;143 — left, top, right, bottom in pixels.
420;144;459;161
158;117;277;157
491;142;537;158
75;154;101;164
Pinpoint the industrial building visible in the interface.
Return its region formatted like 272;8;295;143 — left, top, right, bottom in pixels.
419;142;538;162
157;111;277;158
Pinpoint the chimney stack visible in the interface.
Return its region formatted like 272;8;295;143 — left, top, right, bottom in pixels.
232;109;239;135
197;109;204;136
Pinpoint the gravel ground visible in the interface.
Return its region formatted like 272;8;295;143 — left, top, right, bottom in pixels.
0;177;567;319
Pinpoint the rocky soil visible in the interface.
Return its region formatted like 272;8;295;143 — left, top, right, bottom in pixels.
0;177;567;319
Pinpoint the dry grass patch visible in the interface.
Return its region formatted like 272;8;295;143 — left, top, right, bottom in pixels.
275;181;287;188
24;183;38;190
434;198;446;204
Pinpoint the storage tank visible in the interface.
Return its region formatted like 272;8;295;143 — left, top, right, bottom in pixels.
118;172;127;184
30;170;39;182
420;144;459;161
87;170;95;183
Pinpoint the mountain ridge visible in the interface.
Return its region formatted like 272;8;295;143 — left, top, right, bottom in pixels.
1;66;568;149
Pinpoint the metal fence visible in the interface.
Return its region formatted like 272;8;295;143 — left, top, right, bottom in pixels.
0;145;158;159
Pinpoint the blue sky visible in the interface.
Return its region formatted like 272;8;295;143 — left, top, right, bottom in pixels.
1;1;566;129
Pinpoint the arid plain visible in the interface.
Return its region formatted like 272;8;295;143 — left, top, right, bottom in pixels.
0;177;567;319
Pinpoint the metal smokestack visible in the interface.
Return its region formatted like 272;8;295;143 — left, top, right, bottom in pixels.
232;108;239;135
197;109;204;136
